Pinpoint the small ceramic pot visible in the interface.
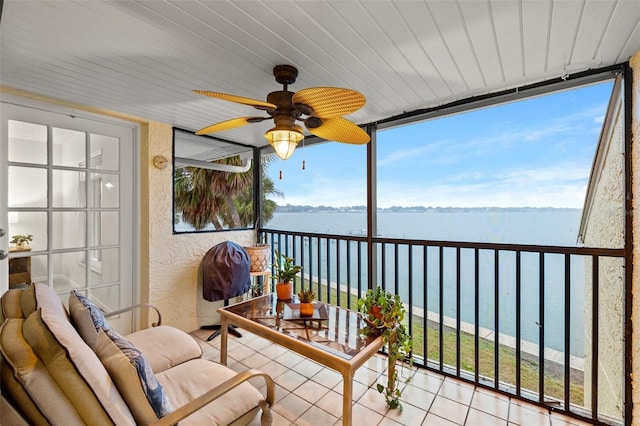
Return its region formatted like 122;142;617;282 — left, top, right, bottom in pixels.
299;302;314;317
276;282;293;300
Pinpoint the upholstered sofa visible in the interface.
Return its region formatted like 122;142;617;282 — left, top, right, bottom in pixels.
0;283;275;425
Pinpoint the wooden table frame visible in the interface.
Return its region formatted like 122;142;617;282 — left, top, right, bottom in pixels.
219;296;384;426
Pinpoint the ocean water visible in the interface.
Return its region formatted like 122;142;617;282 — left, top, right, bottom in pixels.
265;210;586;355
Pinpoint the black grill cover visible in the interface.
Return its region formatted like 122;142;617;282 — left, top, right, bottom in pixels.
201;241;250;302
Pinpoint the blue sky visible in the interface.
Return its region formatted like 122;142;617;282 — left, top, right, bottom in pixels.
266;80;614;209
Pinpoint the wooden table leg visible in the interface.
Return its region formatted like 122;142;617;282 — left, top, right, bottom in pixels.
220;315;228;365
342;372;353;425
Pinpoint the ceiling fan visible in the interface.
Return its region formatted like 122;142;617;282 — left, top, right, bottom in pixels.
194;64;370;160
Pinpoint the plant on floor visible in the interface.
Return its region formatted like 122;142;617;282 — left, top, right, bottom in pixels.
358;286;413;410
273;250;302;300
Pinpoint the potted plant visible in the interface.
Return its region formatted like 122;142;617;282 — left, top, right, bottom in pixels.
358;287;413;411
273;250;301;300
10;234;33;247
297;288;316;317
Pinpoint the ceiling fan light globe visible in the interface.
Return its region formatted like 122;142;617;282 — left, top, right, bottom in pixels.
265;125;304;160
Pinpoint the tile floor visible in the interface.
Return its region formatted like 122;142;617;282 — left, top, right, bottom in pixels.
190;328;593;426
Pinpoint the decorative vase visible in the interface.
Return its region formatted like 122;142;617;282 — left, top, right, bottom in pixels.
299;302;314;317
276;282;293;300
244;244;270;272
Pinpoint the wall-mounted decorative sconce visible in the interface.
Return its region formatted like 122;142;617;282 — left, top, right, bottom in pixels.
153;155;169;169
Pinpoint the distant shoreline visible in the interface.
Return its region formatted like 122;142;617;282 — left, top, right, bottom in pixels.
275;205;582;213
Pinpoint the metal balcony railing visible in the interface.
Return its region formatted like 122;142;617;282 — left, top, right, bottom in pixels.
262;228;626;425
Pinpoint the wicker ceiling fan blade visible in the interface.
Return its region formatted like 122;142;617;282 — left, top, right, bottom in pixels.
193;90;276;110
292;87;365;118
196;117;267;135
306;117;370;144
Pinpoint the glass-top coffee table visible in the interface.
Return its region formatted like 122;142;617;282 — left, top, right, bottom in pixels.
218;293;384;425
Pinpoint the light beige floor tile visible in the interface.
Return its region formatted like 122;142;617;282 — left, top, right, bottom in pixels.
510;398;549;415
311;367;343;389
260;342;290;359
354;365;381;386
400;383;436;410
275;369;308;392
241;351;271;369
508;402;551;425
201;346;220;361
295;405;339;426
379;417;404;426
246;336;276;351
422;413;460;426
470;389;510;420
292;358;324;378
385;399;427;424
228;343;256;361
272;391;313;422
438;379;475;406
260;359;291;379
334;378;369;402
295;380;330;404
465;407;508;425
429;395;469;425
315;389;344;415
364;354;389;373
275;350;306;368
410;369;444;393
358;387;390;415
349;402;384;425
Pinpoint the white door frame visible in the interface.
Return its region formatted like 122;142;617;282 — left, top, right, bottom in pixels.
0;95;140;332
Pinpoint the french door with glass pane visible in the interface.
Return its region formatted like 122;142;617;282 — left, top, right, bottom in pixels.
1;102;136;333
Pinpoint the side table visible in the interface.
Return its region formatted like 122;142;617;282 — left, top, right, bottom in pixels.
9;246;32;288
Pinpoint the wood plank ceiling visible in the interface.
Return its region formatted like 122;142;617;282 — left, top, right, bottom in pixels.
1;0;639;149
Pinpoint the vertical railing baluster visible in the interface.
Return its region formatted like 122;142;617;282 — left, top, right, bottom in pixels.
293;235;298;293
357;241;362;297
381;242;386;291
408;244;413;355
309;236;314;296
336;239;341;306
326;238;331;303
347;240;352;308
439;246;444;371
317;237;323;302
591;255;599;421
456;246;461;376
516;250;521;396
494;249;500;390
474;248;480;383
423;244;428;366
539;252;545;404
394;243;399;296
564;254;571;411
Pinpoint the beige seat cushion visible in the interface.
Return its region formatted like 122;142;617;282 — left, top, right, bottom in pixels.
96;328;173;424
0;318;85;425
156;358;264;426
33;283;134;425
126;325;203;373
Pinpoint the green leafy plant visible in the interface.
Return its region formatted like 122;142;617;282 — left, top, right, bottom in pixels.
297;288;315;303
273;251;302;283
358;286;413;410
10;234;33;246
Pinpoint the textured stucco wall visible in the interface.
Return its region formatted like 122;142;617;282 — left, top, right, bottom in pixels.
631;51;640;425
140;122;253;332
582;84;625;418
